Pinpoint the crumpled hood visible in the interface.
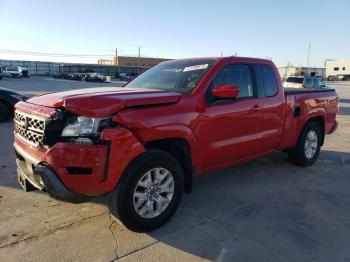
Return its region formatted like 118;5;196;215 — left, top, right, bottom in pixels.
27;87;181;117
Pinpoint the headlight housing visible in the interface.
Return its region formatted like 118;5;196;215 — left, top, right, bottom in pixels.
61;116;112;140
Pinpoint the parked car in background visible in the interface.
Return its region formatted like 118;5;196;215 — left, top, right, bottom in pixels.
21;67;30;78
5;67;23;78
0;67;4;80
119;72;133;81
53;73;68;79
283;76;327;88
71;73;83;81
0;87;28;122
84;72;106;82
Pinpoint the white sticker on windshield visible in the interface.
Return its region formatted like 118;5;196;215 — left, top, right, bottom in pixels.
183;64;209;72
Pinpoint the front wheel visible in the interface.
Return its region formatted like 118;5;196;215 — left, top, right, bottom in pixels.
107;149;184;232
288;121;322;166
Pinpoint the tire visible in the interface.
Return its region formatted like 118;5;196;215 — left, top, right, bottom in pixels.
107;149;184;232
0;101;11;122
288;121;322;166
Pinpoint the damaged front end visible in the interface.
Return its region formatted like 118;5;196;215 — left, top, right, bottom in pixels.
13;101;145;203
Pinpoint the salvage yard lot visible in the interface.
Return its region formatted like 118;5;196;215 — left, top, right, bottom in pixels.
0;76;126;95
0;79;350;262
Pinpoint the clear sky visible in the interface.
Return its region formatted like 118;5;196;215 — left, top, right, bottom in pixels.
0;0;349;67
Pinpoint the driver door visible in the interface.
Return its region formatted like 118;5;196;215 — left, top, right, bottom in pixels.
199;63;265;171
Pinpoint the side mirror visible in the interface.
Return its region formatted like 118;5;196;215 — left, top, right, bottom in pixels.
211;85;240;99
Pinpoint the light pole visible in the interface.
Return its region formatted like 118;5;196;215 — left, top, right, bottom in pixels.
114;48;118;77
138;46;141;75
307;42;311;69
115;48;118;66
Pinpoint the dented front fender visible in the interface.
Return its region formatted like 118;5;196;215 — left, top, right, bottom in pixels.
98;127;145;192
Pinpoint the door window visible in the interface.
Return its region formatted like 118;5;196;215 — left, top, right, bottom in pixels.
207;64;254;102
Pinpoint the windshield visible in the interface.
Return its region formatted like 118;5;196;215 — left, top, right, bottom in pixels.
286;77;303;84
126;59;215;93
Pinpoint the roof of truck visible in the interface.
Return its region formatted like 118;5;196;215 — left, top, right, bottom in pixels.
165;56;274;64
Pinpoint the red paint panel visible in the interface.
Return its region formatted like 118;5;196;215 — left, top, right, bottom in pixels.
98;127;145;192
27;87;180;118
44;143;107;196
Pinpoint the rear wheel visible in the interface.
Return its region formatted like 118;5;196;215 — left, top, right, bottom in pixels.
0;101;11;122
107;149;184;232
288;121;322;166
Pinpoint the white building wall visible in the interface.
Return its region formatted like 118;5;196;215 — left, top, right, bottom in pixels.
326;60;350;77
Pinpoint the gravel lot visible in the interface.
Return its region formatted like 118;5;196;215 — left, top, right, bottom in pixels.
0;78;349;262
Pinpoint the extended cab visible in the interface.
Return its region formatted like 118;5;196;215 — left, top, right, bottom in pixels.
13;57;338;232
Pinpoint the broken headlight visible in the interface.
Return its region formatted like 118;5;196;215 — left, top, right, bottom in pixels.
61;116;111;139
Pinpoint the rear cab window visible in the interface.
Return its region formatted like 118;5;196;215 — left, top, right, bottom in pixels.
260;64;278;97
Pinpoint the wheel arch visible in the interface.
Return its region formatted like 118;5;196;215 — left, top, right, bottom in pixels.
302;115;325;146
145;138;193;193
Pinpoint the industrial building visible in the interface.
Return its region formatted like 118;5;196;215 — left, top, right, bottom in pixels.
278;66;326;80
325;59;350;80
98;56;170;67
0;59;158;76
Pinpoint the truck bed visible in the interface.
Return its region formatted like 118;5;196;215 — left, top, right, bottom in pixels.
284;87;335;95
280;87;338;151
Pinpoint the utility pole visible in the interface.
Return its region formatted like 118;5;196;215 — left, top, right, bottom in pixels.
138;46;141;75
115;48;118;77
307;42;311;69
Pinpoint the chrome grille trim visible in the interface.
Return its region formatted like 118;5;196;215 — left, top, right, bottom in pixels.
14;110;48;147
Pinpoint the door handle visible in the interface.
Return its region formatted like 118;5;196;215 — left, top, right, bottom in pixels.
251;104;261;111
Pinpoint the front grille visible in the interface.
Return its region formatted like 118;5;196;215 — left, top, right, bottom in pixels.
14;111;47;147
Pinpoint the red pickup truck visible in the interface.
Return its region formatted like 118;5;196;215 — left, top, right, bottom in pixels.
14;57;338;231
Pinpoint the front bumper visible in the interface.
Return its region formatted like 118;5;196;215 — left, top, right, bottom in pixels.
14;136;108;197
35;166;91;203
15;145;91;203
8;73;22;78
14;126;145;202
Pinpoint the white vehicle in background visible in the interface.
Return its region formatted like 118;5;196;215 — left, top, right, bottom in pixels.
283;76;327;89
5;66;23;78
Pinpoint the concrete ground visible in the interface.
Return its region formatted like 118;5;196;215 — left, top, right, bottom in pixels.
0;78;349;262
